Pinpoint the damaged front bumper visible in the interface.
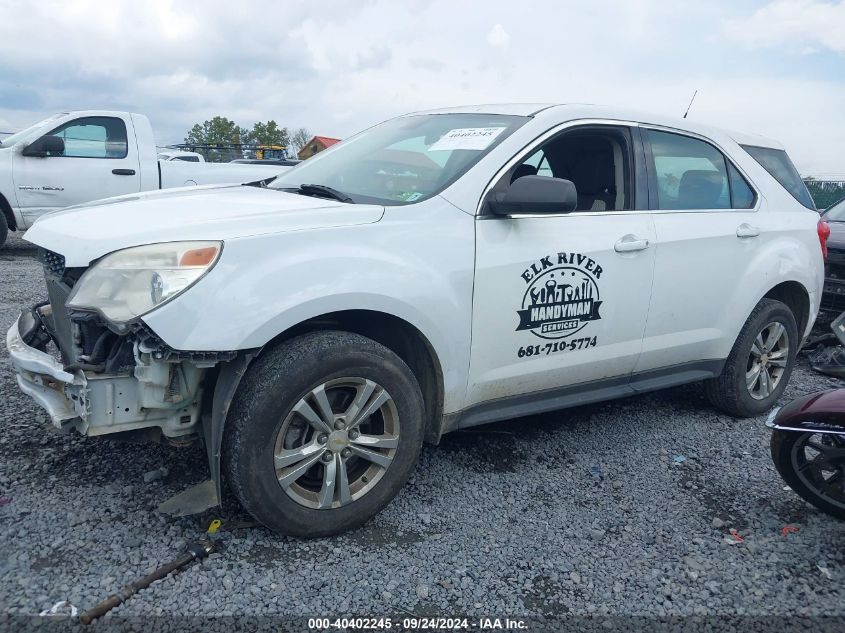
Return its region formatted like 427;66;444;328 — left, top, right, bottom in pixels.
7;310;87;426
9;242;252;512
7;306;208;439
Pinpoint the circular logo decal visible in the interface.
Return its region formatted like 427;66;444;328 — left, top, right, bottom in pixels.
516;255;603;340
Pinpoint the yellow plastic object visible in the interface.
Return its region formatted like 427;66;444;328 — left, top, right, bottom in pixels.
207;519;222;534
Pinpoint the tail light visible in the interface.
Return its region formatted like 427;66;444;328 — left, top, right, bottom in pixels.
818;219;831;260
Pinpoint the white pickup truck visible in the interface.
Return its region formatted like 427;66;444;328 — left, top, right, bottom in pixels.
8;103;826;538
0;111;286;247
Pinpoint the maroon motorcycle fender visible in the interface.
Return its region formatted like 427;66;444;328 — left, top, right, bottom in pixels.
768;389;845;434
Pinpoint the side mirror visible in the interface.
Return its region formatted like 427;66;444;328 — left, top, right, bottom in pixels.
489;175;578;215
22;135;65;158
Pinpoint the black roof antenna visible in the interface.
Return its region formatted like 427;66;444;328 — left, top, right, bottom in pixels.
683;90;698;119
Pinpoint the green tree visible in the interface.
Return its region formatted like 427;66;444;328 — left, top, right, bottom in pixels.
290;127;312;156
184;116;242;162
242;120;290;148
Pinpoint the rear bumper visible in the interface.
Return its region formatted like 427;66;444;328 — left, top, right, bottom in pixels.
6;313;88;427
820;277;845;322
820;248;845;322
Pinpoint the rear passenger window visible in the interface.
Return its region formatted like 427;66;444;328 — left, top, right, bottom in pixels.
646;130;755;210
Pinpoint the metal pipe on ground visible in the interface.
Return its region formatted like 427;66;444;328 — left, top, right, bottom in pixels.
79;539;216;625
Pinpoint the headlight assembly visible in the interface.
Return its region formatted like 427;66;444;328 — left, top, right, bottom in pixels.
67;241;222;324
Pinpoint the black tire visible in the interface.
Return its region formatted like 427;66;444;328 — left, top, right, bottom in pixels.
224;330;425;537
704;298;798;418
0;213;7;249
771;430;845;520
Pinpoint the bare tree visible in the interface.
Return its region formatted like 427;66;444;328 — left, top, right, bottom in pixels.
290;127;312;155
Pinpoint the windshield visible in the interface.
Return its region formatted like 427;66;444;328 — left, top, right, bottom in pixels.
269;113;528;204
0;113;67;147
825;197;845;222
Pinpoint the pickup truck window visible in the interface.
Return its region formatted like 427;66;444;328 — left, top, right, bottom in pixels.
45;116;128;159
741;144;815;210
269;113;527;205
647;130;755;210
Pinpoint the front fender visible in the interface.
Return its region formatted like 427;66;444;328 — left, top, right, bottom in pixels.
768;389;845;435
142;203;475;412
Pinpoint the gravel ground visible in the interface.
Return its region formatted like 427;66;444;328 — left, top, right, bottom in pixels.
2;232;845;628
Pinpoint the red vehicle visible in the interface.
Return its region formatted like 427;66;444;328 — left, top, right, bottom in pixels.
768;390;845;518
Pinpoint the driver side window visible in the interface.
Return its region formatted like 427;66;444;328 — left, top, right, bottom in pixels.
501;126;634;212
45;116;128;159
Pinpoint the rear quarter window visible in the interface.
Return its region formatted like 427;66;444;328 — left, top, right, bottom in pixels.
741;145;815;210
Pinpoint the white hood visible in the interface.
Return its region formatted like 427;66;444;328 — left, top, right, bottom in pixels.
24;185;385;266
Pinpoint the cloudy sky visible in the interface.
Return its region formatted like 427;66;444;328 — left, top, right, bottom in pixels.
1;0;844;175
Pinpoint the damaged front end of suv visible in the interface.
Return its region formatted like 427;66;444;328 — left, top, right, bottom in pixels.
7;242;238;508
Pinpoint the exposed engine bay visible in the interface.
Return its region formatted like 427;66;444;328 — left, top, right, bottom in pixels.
14;250;235;441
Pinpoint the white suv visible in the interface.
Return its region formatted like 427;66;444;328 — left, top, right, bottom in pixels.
7;104;825;537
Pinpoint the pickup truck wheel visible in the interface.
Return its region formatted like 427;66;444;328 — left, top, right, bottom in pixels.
223;331;425;538
0;213;7;249
704;298;798;418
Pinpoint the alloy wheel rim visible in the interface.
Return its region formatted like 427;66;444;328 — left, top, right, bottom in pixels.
791;432;845;511
746;321;789;400
273;377;399;510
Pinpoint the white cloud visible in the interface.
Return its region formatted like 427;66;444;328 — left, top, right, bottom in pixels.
487;24;510;49
0;0;844;174
722;0;845;54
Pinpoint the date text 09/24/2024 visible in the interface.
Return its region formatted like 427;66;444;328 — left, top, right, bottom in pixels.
307;616;528;629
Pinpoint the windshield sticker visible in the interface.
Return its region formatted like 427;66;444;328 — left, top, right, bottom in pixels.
428;127;506;152
517;252;604;341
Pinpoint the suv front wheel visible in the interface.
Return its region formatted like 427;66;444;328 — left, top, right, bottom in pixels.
224;331;425;537
704;298;799;418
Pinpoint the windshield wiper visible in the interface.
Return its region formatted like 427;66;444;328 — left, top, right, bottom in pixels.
295;183;354;203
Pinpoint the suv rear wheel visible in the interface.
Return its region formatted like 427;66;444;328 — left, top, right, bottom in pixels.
704;298;798;418
224;331;425;537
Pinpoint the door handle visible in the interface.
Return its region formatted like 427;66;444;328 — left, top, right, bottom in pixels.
112;168;136;176
614;235;650;253
736;223;760;238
